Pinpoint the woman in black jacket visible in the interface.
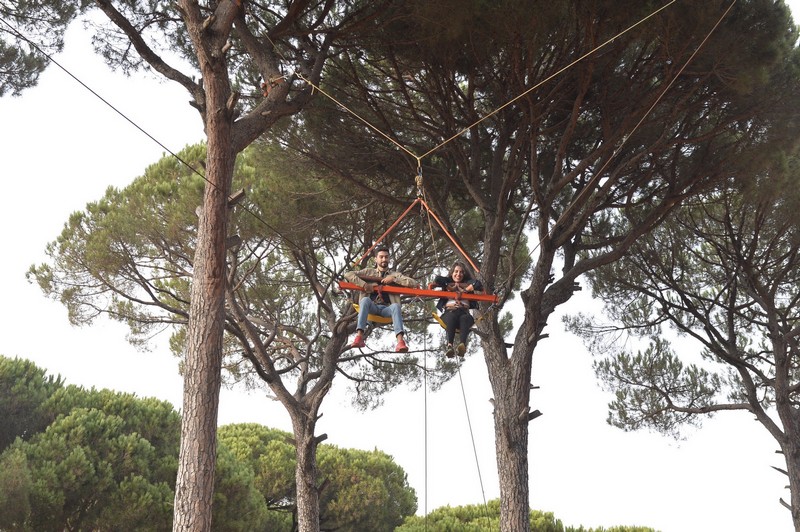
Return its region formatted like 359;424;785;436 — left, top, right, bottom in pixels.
430;261;483;358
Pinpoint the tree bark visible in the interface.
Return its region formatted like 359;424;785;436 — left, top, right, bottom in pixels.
172;12;236;523
784;432;800;532
172;144;234;530
172;158;231;529
487;342;533;532
482;231;568;531
775;336;800;531
292;413;322;532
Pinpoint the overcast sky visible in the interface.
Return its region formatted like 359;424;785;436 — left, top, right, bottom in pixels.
1;4;798;531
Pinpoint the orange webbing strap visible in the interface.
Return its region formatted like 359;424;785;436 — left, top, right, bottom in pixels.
355;197;423;267
418;198;481;275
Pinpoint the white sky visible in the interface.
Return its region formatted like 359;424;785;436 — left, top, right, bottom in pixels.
1;4;798;531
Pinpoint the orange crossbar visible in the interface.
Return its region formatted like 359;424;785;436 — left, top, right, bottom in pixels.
338;280;498;304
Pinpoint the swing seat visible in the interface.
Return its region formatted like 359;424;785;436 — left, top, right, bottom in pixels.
432;310;448;330
433;308;481;333
353;303;393;324
432;309;467;333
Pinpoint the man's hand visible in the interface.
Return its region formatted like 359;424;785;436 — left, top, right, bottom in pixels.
381;275;396;285
364;282;376;293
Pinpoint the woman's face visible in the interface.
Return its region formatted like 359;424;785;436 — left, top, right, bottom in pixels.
452;266;465;281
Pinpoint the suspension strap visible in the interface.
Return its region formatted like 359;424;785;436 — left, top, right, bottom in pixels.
354;197;423;266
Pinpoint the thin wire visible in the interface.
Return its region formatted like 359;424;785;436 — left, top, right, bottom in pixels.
455;358;491;527
294;70;422;163
268;3;687;291
420;190;491;527
0;15;204;181
419;0;678;159
415;186;438;531
501;0;737;287
0;14;347;285
281;1;679;166
422;324;429;530
20;0;684;290
557;0;737;231
281;1;683;288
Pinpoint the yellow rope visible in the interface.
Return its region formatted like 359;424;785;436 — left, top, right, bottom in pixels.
293;71;422;163
502;0;738;286
287;1;678;170
550;0;736;239
418;0;679;160
272;0;724;296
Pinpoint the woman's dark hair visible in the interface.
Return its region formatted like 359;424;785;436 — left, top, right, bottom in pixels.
449;261;474;281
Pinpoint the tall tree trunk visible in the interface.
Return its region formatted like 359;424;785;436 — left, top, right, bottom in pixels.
784;434;800;532
487;340;533;532
776;339;800;532
173;69;235;529
293;413;322;532
482;232;561;532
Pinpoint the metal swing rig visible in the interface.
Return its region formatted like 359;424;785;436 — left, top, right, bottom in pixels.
338;175;499;324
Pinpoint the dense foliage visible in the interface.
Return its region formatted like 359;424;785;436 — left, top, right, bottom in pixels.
0;355;416;531
397;499;657;532
0;0;80;96
13;0;800;529
567;158;800;528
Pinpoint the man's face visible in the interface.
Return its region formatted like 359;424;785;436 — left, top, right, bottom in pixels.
375;250;390;270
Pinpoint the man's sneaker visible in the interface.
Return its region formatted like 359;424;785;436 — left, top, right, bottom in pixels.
396;337;409;353
445;344;455;358
351;332;366;348
456;343;466;357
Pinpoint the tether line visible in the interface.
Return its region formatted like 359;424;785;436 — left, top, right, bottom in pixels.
456;358;492;528
418;0;678;159
499;0;737;289
0;14;345;284
287;1;679;167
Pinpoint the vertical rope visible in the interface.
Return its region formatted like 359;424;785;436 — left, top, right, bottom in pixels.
423;319;429;530
456;358;492;528
417;184;430;531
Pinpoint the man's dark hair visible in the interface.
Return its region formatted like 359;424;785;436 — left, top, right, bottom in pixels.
374;246;390;256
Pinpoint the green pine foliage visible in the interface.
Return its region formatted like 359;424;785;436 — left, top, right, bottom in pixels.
0;356;422;531
0;1;82;96
0;355;64;451
397;500;657;532
218;423;418;531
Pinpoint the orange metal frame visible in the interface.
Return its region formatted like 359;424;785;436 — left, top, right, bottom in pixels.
353;197;481;276
338;280;498;305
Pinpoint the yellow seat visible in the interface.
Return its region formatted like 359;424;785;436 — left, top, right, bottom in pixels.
353;303;393;324
432;309;447;330
433;308;479;333
433;309;466;334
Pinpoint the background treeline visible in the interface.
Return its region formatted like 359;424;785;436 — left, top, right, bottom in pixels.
0;355;654;531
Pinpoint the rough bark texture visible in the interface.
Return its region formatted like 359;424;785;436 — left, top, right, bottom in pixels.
292;413;322;531
779;406;800;531
774;332;800;532
172;2;236;528
173;129;234;531
488;344;531;532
